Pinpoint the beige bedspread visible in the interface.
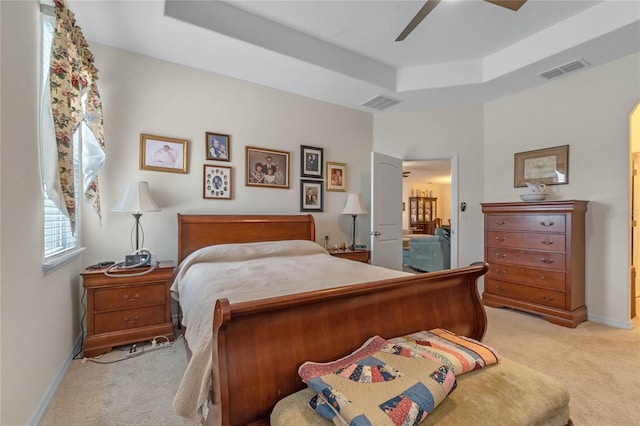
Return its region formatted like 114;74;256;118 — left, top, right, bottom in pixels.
170;240;409;424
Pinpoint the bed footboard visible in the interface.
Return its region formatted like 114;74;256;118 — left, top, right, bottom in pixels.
211;262;489;425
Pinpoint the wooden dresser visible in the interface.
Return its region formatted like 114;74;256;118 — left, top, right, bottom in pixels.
481;201;588;328
82;261;175;357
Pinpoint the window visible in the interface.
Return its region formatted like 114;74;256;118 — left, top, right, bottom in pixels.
40;2;81;270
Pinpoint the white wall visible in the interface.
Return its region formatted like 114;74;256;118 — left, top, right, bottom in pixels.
484;53;640;328
374;105;485;268
82;43;373;265
1;2;85;424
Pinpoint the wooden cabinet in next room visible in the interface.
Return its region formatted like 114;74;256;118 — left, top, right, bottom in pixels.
408;196;437;234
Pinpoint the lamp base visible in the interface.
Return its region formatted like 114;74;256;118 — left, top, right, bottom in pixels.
350;214;357;251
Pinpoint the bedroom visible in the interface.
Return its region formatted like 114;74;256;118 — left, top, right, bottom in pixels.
1;0;639;424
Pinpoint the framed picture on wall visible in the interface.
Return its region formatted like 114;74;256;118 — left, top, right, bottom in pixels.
514;145;569;187
206;132;230;161
301;180;324;212
140;133;188;173
203;165;232;199
245;146;290;188
326;161;347;192
301;145;323;178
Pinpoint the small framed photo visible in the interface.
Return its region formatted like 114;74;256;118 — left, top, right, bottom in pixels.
301;145;323;178
514;145;569;187
326;161;347;192
206;132;230;162
301;180;324;212
203;165;232;199
140;134;188;173
245;146;290;189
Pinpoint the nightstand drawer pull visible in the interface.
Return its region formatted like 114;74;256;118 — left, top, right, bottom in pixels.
540;240;554;245
541;295;554;302
540;221;554;227
123;293;140;302
495;220;505;225
540;258;555;264
495;236;506;242
495;252;506;258
123;315;139;324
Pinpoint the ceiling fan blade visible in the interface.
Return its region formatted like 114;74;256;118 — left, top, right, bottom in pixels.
395;0;441;42
484;0;527;12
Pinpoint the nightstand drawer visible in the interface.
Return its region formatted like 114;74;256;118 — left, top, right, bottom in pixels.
328;249;370;263
94;283;166;311
94;305;166;334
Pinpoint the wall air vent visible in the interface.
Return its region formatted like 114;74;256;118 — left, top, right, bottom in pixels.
360;94;401;111
539;58;590;80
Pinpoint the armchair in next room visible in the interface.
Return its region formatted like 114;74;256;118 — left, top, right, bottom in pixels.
408;228;451;272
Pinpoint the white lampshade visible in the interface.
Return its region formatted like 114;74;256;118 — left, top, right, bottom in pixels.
341;193;368;216
112;181;160;213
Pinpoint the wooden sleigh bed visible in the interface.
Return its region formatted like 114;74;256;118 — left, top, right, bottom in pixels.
174;214;571;426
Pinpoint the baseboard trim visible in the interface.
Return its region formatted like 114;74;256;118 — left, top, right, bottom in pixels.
588;313;632;330
27;332;83;426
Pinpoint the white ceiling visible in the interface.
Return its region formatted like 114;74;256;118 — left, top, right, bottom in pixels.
403;159;452;185
68;0;640;113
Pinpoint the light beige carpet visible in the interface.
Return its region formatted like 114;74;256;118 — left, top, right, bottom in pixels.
40;303;640;425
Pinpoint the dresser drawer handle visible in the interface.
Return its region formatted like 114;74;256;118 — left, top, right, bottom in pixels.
540;258;555;264
540;240;554;245
495;286;506;292
123;315;139;324
495;252;506;258
495;220;505;225
123;293;140;302
494;269;506;275
541;295;555;302
540;221;554;227
495;236;506;242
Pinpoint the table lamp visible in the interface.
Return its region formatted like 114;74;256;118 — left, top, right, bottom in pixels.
341;193;368;250
112;181;160;251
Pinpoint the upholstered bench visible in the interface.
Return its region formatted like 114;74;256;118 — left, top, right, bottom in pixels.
271;358;571;426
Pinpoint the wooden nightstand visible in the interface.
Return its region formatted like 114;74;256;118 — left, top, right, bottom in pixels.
328;249;370;263
81;260;175;357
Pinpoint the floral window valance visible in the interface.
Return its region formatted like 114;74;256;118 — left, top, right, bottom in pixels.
46;0;105;233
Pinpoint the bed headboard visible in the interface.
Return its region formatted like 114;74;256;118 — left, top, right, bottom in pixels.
177;214;316;263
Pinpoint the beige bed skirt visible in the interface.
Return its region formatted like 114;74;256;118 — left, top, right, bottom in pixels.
271;358;570;426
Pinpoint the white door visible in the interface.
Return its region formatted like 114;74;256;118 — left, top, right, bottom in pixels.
371;152;403;270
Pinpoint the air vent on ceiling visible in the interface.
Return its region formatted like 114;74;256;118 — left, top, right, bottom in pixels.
360;94;402;111
539;58;590;80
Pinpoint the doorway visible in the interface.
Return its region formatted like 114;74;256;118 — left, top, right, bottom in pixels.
402;156;458;270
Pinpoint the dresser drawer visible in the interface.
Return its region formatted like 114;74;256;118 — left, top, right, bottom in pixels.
486;214;566;233
487;263;565;291
485;280;565;309
94;305;166;334
487;231;566;251
487;247;566;271
94;283;166;311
